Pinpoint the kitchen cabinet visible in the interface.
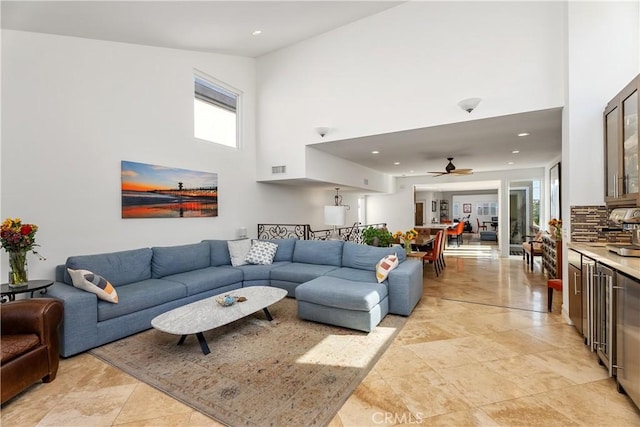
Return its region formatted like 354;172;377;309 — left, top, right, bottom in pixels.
605;73;639;205
615;272;640;409
567;243;640;410
568;249;583;335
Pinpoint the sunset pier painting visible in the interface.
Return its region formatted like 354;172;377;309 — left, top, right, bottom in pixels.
121;160;218;218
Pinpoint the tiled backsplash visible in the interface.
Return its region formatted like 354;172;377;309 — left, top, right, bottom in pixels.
570;205;631;243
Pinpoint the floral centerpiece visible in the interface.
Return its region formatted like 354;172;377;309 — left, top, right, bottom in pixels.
548;218;563;241
393;229;418;254
0;217;45;285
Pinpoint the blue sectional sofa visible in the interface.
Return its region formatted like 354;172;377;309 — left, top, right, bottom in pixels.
44;239;423;357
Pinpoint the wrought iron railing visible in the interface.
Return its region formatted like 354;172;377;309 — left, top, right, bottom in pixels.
257;222;387;243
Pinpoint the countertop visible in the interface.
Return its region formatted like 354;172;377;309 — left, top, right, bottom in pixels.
568;242;640;279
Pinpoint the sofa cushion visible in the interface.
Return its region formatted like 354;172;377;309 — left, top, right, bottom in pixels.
292;240;344;266
1;334;40;364
270;262;339;283
266;238;297;262
151;242;210;278
161;266;243;296
97;278;187;322
325;267;378;283
65;248;152;287
245;240;278;265
224;262;289;282
228;239;252;266
67;268;119;303
295;276;388;312
341;242;406;271
203;240;233;266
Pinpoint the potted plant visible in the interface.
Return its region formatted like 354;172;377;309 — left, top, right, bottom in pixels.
362;226;394;247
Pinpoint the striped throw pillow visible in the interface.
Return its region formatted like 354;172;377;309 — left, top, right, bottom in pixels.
375;254;399;283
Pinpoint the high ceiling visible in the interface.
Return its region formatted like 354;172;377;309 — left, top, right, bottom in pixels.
1;1;404;57
2;1;563;185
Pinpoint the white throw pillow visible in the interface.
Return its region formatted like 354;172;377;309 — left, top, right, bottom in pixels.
245;240;278;265
375;255;399;283
67;268;119;303
227;239;252;266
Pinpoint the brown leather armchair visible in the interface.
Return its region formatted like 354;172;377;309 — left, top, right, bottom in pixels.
1;298;64;404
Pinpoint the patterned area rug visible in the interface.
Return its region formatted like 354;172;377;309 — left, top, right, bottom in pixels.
90;297;406;426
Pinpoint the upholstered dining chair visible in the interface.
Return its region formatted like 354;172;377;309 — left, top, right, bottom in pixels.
446;221;465;246
423;230;444;276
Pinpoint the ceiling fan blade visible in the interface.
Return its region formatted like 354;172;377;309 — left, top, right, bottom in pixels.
428;171;447;177
451;169;473;175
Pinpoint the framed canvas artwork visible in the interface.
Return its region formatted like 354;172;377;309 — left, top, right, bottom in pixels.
121;160;218;218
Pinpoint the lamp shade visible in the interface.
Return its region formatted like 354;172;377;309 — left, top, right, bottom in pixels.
324;205;346;226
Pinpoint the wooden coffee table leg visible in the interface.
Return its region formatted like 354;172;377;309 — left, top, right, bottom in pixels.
195;332;211;355
263;307;273;321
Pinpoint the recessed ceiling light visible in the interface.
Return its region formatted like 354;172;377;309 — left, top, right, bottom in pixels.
508;161;514;165
371;150;380;154
409;170;414;173
518;132;530;137
512;150;520;154
252;30;262;36
394;162;400;165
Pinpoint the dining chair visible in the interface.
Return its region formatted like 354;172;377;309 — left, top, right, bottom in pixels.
446;221;465;246
477;218;487;233
422;230;444;276
438;228;446;270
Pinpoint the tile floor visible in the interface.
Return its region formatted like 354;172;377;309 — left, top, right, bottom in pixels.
2;239;640;426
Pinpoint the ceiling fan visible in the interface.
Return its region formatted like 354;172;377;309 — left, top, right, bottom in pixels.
428;157;473;177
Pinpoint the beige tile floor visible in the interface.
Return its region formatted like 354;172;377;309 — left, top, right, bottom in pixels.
2;238;640;426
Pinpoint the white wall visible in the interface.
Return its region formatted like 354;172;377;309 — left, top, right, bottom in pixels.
450;193;498;230
561;2;639;321
564;1;640;208
0;30;326;279
256;1;564;186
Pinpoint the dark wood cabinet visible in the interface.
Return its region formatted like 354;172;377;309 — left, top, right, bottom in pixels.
568;262;583;335
604;74;639;205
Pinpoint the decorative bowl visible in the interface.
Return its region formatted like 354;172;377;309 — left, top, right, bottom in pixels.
215;295;236;307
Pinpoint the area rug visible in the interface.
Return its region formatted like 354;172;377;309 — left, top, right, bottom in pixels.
89;297;406;426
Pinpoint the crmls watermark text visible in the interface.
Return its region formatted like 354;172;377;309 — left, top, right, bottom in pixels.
372;411;424;424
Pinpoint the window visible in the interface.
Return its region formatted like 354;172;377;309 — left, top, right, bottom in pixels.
194;74;239;148
532;180;541;226
476;202;498;216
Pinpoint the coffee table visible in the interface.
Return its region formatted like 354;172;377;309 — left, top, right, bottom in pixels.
151;286;288;355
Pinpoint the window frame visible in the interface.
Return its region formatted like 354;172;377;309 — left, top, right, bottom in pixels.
193;70;242;149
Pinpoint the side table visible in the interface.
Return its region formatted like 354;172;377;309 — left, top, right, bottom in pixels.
1;280;54;303
405;251;428;259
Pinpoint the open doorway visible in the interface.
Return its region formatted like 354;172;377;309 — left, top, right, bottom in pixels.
415;201;424;226
509;188;528;244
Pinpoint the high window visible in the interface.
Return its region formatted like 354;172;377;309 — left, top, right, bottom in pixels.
194;73;239;148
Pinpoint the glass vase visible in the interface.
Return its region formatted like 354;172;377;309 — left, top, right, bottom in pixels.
404;239;412;254
8;250;28;285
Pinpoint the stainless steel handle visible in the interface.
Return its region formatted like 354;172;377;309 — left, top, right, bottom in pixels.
574;272;581;294
614;174;618;197
607;275;614;375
